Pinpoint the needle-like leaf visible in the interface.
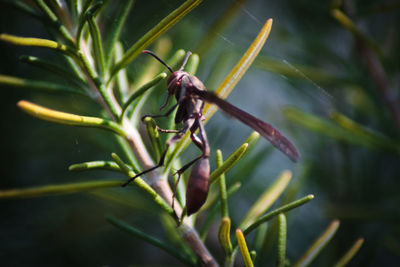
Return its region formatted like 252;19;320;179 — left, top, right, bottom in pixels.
294;220;340;267
107;216;194;266
33;0;74;45
0;180;126;199
203;19;273;119
104;0;135;67
143;117;163;161
240;170;292;229
119;72;167;122
333;238;364;267
17;100;126;136
69;160;124;172
236;229;254;267
216;150;229;218
0;74;84;95
195;0;248;55
331;9;383;58
19;55;87;89
0;34;69;52
218;217;233;256
86;8;106;78
110;0;202;80
111;153;174;217
277;213;287;267
243;194;314;235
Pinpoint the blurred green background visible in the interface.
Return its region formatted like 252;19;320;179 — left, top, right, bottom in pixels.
1;0;399;266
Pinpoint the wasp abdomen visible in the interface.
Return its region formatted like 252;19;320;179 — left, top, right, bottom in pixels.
186;158;210;216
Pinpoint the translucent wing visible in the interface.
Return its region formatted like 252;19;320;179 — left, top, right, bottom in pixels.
193;89;300;162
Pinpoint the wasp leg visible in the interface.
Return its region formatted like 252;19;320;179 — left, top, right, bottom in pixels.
141;102;179;122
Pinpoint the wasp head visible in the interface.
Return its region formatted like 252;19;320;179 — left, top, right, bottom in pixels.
166;70;188;95
142;50;193;95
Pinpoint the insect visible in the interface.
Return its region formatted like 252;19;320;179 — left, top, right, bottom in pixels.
122;50;300;216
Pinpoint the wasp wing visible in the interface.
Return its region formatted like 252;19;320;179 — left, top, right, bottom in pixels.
193;89;300;162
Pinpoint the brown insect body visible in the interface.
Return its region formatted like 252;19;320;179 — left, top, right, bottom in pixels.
168;71;211;215
122;50;300;217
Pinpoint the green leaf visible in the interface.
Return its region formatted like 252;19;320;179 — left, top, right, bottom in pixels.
17;100;126;136
0;180;126;199
104;0;135;67
294;220;340;267
3;0;43;21
113;41;130;102
110;0;203;80
240;170;292;229
216;150;229;218
143;117;163;162
209;143;248;184
330;111;400;153
19;55;87;89
0;34;69;51
119;72;167;122
284;107;400;154
331;9;383;58
0;74;84;95
199;182;241;239
243;194;314;235
218;217;233;256
203;19;273;119
333;238;364;267
185;53;200;75
76;0;95;48
195;0;248;55
86;8;106;78
69;160;123;172
111;153;174;217
33;0;74;45
128;39;175;125
277;213;287;267
255;55;341;84
107;216;194;266
236;228;254;267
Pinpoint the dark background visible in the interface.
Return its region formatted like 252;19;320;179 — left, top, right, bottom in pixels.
1;0;399;266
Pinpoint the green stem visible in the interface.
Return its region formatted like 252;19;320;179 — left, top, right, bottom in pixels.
111;153;174;217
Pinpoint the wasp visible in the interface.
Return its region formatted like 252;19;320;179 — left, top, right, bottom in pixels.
122;50;299;215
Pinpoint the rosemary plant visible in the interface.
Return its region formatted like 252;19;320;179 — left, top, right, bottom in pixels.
0;1;367;266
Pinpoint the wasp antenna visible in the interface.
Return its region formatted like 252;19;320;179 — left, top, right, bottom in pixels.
179;51;192;71
142;50;173;73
